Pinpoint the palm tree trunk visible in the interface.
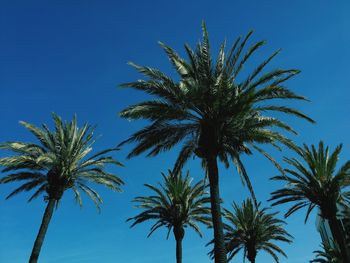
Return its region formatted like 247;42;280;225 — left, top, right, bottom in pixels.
29;199;56;263
175;237;182;263
328;215;350;262
206;155;227;263
247;248;256;263
174;227;184;263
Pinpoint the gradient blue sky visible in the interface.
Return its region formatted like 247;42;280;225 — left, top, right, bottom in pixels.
1;1;350;262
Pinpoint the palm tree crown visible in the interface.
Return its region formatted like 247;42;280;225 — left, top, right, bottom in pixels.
210;199;292;263
0;113;124;208
119;22;313;201
128;170;211;237
269;141;350;222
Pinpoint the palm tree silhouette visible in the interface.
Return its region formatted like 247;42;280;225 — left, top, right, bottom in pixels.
127;170;211;263
0;114;124;263
120;22;313;262
270;141;350;261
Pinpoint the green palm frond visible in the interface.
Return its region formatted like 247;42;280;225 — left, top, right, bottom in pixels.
0;113;124;210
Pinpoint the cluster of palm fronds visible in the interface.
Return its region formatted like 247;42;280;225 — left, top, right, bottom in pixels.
1;23;349;263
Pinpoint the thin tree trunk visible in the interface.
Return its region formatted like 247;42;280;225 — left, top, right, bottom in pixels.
175;237;182;263
328;215;350;262
174;227;184;263
247;248;256;263
206;155;227;263
29;199;56;263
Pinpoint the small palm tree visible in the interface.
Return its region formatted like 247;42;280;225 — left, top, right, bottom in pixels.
119;22;313;263
0;114;124;263
269;141;350;262
209;199;292;263
310;242;343;263
127;170;211;263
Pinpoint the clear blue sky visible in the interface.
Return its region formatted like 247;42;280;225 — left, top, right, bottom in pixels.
1;1;350;262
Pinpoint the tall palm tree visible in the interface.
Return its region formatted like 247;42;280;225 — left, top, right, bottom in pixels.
0;114;124;263
269;141;350;262
127;170;211;263
209;199;292;263
119;23;313;263
310;242;343;263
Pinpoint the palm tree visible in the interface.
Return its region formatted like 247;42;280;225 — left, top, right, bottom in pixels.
127;170;211;263
0;114;124;263
310;242;343;263
119;22;313;263
209;199;292;263
269;141;350;262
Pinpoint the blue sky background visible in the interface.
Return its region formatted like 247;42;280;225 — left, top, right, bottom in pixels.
1;1;350;262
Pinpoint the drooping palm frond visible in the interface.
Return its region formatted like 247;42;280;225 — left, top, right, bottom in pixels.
127;170;211;238
269;141;350;222
119;22;314;204
0;113;124;210
208;199;292;262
